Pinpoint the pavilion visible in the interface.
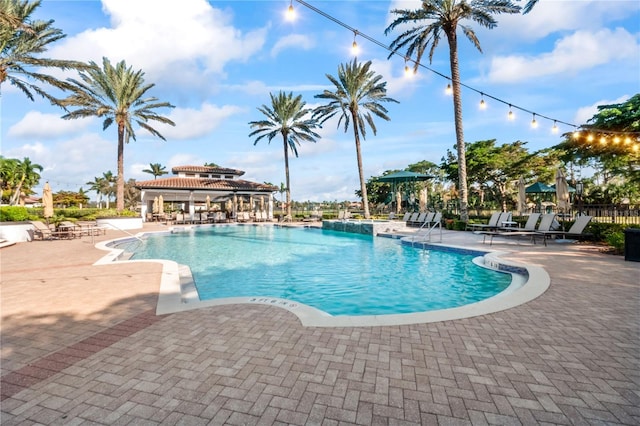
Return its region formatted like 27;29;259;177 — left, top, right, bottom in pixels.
135;165;278;222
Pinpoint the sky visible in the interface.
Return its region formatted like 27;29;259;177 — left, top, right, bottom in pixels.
2;0;639;203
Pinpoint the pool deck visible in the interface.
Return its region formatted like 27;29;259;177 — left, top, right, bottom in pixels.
1;222;638;425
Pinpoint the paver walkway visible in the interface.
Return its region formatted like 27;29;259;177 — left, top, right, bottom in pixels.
1;223;638;425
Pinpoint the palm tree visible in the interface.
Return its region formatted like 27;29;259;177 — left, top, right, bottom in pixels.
7;157;42;205
0;0;90;104
142;163;168;180
85;176;105;208
313;59;398;219
249;91;321;220
59;57;175;212
385;0;520;222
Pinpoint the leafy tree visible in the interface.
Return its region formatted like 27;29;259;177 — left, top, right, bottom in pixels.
314;58;398;219
385;0;521;222
0;0;90;104
249;91;320;220
142;163;168;180
52;189;89;208
59;57;175;212
204;162;220;168
123;178;140;210
0;156;42;205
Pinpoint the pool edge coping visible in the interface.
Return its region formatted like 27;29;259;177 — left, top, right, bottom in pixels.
94;228;550;327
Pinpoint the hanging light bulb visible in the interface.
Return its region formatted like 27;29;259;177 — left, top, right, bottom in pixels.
572;130;580;139
479;93;486;110
552;121;559;133
404;57;414;77
351;30;359;55
445;83;452;95
531;113;538;128
587;134;594;142
599;136;607;145
286;0;295;21
614;136;621;144
508;104;514;120
625;136;632;144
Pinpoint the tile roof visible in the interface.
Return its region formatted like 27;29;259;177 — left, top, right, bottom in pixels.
135;177;277;192
171;165;245;176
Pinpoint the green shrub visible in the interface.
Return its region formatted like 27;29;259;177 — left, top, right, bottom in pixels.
605;232;625;254
0;206;31;222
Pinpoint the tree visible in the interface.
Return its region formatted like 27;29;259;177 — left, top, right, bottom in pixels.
385;0;521;222
0;0;90;104
248;91;320;220
2;156;42;205
142;163;168;180
59;57;175;212
314;59;398;219
86;171;115;208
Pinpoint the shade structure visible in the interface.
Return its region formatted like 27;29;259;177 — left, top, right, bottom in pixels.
525;182;555;193
379;171;433;213
158;195;164;215
517;177;527;215
555;169;570;211
42;182;54;219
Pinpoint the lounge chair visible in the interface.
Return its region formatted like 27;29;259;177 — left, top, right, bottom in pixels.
467;212;500;231
400;212;411;223
535;215;593;246
414;212;434;228
478;213;554;246
30;221;66;240
406;213;419;226
408;212;427;227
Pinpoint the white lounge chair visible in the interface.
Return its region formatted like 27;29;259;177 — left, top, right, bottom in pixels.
536;215;592;246
467;212;501;231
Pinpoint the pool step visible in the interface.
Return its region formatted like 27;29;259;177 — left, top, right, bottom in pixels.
178;264;200;303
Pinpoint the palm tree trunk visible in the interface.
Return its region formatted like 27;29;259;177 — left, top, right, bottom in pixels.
352;113;370;219
283;134;292;220
447;30;469;222
116;125;125;212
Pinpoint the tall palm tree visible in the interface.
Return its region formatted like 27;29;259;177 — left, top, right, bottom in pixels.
142;162;168;180
59;57;175;212
0;0;90;104
385;0;520;222
313;59;398;219
85;176;105;208
8;156;42;205
249;91;320;221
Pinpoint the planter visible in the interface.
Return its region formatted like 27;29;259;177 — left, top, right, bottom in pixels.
0;221;35;242
96;217;143;231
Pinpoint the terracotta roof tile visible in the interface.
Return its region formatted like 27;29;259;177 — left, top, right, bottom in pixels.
171;165;245;176
135;177;277;192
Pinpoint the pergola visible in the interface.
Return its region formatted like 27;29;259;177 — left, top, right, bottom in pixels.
135;165;278;222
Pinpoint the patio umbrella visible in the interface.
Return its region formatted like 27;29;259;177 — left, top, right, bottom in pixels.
555;169;570;211
517;177;526;215
152;196;159;214
158;195;164;215
42;182;54;221
249;195;254;211
206;195;211;211
239;196;244;212
260;196;265;211
419;188;427;212
525;182;554;194
395;191;402;214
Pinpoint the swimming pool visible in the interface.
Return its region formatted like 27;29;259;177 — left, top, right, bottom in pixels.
116;225;513;316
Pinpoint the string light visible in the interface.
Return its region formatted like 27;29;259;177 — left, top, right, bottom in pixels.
351;30;359;55
600;136;607;145
531;113;538;129
286;0;295;21
404;56;414;77
287;0;640;148
479;93;486;110
445;83;452;95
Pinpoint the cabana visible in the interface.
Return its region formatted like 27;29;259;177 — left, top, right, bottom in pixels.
135;165;278;222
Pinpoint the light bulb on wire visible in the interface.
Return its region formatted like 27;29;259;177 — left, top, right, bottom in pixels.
479;94;486;110
351;30;359;56
445;83;452;95
285;0;295;21
404;57;414;77
508;105;514;120
531;113;538;129
552;121;559;134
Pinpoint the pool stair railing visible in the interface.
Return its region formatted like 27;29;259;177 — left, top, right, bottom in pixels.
409;211;443;244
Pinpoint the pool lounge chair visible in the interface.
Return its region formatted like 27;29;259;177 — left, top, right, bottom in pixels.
478;213;555;246
467;212;500;231
30;221;68;240
535;215;593;246
408;212;427;227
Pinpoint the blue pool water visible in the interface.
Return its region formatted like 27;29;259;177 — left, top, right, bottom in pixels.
121;225;512;316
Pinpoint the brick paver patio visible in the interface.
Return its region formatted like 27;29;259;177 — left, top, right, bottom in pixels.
1;223;638;425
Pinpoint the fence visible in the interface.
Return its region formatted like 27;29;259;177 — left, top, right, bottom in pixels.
579;204;640;225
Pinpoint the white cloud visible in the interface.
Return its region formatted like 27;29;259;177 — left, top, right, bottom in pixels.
8;111;96;138
47;0;268;85
573;95;630;125
152;103;246;140
271;34;315;58
487;28;639;83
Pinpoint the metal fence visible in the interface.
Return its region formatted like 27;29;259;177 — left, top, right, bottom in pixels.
579;204;640;225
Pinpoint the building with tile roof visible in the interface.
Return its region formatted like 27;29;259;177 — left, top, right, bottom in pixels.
135;165;278;222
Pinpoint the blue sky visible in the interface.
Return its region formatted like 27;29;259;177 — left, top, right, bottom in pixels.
2;0;639;202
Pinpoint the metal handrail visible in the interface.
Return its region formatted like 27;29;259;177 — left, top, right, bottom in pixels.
411;216;443;244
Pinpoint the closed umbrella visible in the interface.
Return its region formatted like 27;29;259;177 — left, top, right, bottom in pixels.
517;177;526;215
419;188;427;212
158;195;164;215
206;195;211;211
395;191;402;214
249;195;254;211
555;169;570;211
42;182;54;221
260;196;265;211
152;196;159;214
239;196;244;212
